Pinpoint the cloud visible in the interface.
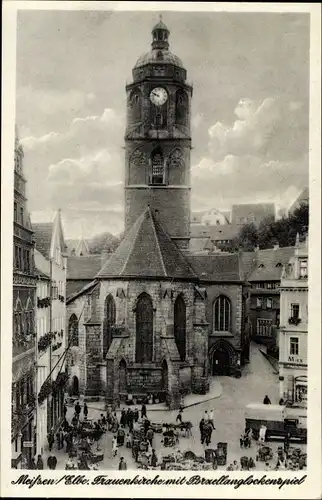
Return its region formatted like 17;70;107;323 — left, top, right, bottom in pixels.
21;131;61;149
191;153;308;212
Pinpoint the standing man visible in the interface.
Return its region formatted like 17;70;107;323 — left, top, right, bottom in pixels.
208;408;215;429
75;401;81;419
83;402;89;419
47;430;54;452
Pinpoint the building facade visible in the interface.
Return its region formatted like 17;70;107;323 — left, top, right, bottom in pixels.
33;210;68;452
279;235;308;407
12;127;37;469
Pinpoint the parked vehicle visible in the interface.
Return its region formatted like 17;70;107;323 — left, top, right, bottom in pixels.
245;403;307;443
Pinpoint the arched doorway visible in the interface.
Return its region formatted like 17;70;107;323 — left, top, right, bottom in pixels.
212;344;231;376
72;376;79;396
174;295;186;361
103;295;116;358
119;359;127;395
136;293;153;363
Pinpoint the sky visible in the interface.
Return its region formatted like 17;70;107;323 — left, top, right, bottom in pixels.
16;10;310;239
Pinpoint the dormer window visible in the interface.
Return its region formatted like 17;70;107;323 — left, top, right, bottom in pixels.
157;51;164;60
299;259;308;278
275;262;282;267
258;263;265;269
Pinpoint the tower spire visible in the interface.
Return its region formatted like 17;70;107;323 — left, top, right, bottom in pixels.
151;15;170;50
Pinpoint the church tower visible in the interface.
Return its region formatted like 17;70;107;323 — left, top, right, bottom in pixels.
124;18;192;250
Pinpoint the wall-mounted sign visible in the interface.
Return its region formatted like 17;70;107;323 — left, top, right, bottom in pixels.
288;355;303;363
23;441;33;448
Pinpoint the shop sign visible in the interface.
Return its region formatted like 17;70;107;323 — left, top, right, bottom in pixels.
23;441;33;448
288;355;303;363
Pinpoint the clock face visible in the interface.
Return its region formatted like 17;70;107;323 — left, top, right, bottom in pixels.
150;87;168;106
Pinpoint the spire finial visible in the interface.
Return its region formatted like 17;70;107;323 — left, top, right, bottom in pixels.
159;13;162;21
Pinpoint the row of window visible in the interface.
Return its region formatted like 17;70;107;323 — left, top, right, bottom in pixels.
14;245;31;273
13;310;34;337
38;282;49;299
14;202;24;225
254;282;278;289
68;294;233;361
12;375;34;411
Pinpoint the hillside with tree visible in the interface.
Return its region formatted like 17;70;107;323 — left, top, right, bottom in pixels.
232;202;309;251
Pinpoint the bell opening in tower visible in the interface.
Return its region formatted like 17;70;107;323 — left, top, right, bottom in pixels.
150;148;165;185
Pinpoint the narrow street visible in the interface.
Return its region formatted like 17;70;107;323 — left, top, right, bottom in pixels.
42;343;304;470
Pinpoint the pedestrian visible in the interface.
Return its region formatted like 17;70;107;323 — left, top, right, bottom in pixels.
36;454;44;470
120;409;127;427
29;457;36;469
47;431;54;452
199;418;205;444
279;397;284;405
71;413;78;428
112;436;118;457
146;427;154;447
232;460;239;471
118;457;127;470
47;455;54;470
141;403;147;419
75;401;81;418
240;433;244;448
127;408;134;432
208;408;215;429
205;422;212;446
117;425;125;446
176;409;183;424
284;433;290;454
51;455;57;470
263;395;271;405
144;418;151;435
150;449;158;467
134;407;139;423
83;402;88;419
259;424;267;443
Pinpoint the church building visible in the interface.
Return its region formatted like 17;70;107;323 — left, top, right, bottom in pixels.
66;20;250;409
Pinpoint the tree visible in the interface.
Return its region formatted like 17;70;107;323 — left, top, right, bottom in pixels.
232;223;258;251
88;232;121;254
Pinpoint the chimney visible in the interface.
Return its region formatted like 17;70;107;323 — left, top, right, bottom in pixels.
101;249;110;267
254;245;260;252
273;243;279;250
154;209;159;221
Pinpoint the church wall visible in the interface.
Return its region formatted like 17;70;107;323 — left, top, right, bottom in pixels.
205;283;243;355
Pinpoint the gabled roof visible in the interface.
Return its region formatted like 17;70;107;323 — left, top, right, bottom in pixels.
248;246;295;281
67;255;102;280
32;223;53;259
66;279;99;304
189;237;214;253
75;237;90;256
97;206;197;280
187;253;242;282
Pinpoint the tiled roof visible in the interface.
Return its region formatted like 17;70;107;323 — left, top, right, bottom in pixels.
67;255;102;280
97;206;197;280
248;246;294;281
240;251;257;280
189;237;214;253
187;253;242;282
32;223;53;259
67;280;93;299
66;280;99;304
190;224;239;241
35;266;50;279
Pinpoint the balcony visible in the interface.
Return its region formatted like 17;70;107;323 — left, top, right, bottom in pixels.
12;334;35;359
288;317;302;326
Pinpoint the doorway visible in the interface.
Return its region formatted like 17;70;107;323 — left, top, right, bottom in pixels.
212;346;230;375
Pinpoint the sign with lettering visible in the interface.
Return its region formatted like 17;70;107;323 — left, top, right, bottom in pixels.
288;355;303;363
23;441;33;448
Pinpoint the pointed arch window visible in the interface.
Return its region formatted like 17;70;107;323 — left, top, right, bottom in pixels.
174;295;186;361
130;90;142;122
136;293;153;363
68;314;78;347
213;295;231;332
103;294;116;358
175;90;188;126
150;148;165;185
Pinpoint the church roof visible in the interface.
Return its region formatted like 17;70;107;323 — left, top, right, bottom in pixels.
134;49;184;69
187;253;242;282
152;20;170;32
32;223;53;259
97;206;197;280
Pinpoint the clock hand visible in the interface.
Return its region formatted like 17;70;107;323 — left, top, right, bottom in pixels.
152;91;159;97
